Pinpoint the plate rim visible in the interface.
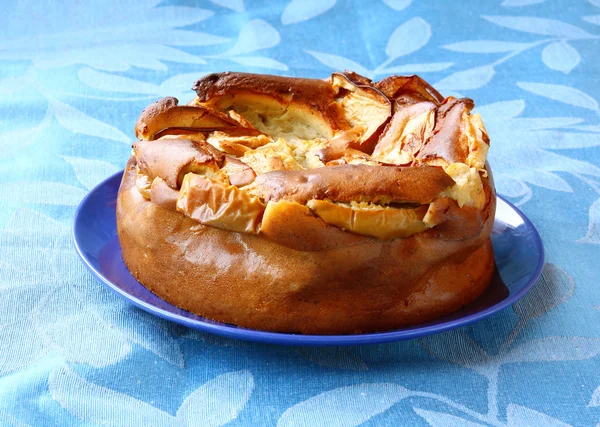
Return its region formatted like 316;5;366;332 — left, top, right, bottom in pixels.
73;170;545;346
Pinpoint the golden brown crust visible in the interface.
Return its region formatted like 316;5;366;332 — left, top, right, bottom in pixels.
134;137;224;188
150;177;179;211
193;72;341;122
135;96;242;140
313;129;362;163
193;72;393;144
260;199;370;251
245;164;455;205
417;98;475;165
119;71;497;334
338;70;374;86
117;159;495;334
222;156;256;187
372;101;436;163
375;75;445;106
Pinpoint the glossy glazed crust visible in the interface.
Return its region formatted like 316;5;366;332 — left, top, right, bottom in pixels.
117;158;496;334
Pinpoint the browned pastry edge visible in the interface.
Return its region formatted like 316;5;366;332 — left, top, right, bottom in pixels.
135;97;243;140
194;72;336;111
245;164;455;205
375;74;445;107
120;71;496;334
117;158;496;334
417;97;476;165
134;137;223;188
192;71;401;147
193;72;345;130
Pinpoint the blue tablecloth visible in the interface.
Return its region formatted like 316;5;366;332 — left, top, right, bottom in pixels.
1;0;599;425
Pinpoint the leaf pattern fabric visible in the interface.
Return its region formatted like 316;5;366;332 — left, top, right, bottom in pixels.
0;0;599;426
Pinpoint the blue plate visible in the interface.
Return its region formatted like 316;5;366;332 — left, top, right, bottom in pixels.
73;171;544;346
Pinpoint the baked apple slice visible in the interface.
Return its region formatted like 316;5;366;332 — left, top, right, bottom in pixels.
259;200;368;251
193;72;392;147
371;101;436;165
330;72;391;152
176;173;264;234
306;200;430;240
193;72;344;140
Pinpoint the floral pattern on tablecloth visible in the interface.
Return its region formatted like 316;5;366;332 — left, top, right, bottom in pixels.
0;0;599;425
